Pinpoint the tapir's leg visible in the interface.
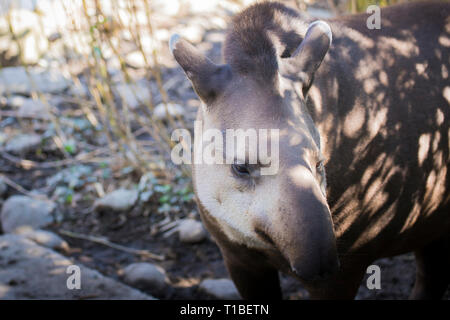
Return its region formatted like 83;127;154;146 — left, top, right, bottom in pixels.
222;249;282;300
410;234;450;300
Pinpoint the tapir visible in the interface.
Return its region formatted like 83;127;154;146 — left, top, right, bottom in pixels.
170;1;450;299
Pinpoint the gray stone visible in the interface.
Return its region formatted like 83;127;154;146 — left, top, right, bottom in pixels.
94;189;138;212
199;278;240;300
16;98;51;119
114;82;150;109
153;103;184;120
14;227;69;252
6;95;51;119
4;134;42;154
0;234;153;299
178;219;207;244
122;263;167;294
150;0;180;16
0;67;71;95
1;195;55;233
125;51;146;68
179;25;204;43
0;9;48;65
6;96;27;108
68;83;89;98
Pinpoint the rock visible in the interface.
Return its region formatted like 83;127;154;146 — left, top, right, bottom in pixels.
14;227;69;252
139;34;162;56
154;29;170;42
153;103;184;120
9;96;51;119
0;9;48;65
0;234;153;299
94;189;138;212
6;96;27;108
125;51;146;69
178;219;207;244
1;195;55;233
4;133;41;154
115;82;151;109
179;25;204;43
122;263;167;293
68;83;89;98
199;278;240;300
0;177;7;198
189;0;221;13
150;0;180;16
0;67;71;95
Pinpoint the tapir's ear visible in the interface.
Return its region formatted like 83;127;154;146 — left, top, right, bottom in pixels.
170;34;232;104
291;21;332;95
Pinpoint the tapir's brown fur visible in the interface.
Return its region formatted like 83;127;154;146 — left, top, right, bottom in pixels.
174;1;450;299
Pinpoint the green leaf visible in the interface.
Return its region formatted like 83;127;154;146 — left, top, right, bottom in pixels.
154;184;171;194
182;193;194;202
159;194;170;204
65;193;73;204
64;142;76;154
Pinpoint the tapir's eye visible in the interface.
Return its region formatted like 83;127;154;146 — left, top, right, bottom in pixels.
232;163;251;177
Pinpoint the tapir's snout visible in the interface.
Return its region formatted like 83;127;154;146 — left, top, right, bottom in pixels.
290;240;340;282
284;201;340;283
259;165;340;283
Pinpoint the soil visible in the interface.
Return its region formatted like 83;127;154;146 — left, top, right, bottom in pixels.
50;199;449;300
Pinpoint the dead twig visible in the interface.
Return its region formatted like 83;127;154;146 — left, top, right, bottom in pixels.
0;148;109;169
0;110;52;120
0;174;47;199
58;229;165;261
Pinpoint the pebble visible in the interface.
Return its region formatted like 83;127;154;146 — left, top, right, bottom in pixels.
199;278;240;300
115;82;151;109
1;195;55;233
4;134;42;154
178;219;207;244
122;262;167;293
153;103;184;120
14;227;69;252
94;189;139;212
0;67;71;95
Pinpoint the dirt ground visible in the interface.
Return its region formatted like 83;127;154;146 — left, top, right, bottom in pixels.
7;165;428;302
49;200;449;300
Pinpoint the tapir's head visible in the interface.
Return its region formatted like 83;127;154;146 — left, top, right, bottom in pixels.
171;18;339;282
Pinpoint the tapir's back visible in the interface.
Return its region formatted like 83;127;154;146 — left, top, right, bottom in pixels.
312;2;450;255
